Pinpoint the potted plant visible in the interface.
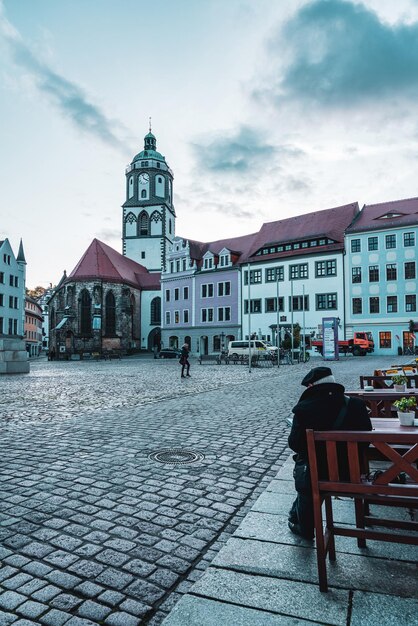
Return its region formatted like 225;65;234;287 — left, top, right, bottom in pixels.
392;374;407;392
393;396;417;426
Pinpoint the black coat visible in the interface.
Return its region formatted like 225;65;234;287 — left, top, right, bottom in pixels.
288;382;372;476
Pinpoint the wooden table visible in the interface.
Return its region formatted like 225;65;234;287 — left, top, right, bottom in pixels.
346;389;418;418
371;418;418;433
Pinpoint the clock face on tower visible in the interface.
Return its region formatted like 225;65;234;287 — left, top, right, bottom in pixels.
138;173;149;185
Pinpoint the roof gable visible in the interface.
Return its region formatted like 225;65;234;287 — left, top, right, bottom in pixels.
347;197;418;233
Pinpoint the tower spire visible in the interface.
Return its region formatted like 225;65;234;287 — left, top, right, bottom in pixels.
149;116;152;133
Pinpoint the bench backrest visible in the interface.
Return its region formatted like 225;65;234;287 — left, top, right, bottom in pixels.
360;375;418;389
306;429;418;498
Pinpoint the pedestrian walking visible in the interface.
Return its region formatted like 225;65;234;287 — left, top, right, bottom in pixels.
288;366;372;540
179;343;191;378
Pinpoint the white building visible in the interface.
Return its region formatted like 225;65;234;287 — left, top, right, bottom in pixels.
0;238;26;337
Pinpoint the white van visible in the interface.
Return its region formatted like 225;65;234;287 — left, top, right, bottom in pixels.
228;340;278;359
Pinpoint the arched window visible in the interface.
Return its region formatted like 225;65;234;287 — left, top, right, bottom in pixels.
139;212;149;236
80;289;92;336
150;297;161;325
105;291;116;336
141;189;146;198
169;219;172;234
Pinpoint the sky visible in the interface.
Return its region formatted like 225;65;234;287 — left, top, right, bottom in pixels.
1;0;418;288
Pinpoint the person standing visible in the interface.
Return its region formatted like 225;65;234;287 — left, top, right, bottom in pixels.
180;343;191;378
288;366;372;540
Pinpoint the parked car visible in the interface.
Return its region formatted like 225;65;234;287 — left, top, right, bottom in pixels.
156;348;182;359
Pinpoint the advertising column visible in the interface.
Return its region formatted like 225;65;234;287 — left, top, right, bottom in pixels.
322;317;339;361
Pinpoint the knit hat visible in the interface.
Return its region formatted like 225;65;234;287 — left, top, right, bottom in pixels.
301;366;335;387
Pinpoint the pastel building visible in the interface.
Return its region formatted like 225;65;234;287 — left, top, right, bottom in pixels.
161;235;255;354
345;197;418;355
24;296;43;356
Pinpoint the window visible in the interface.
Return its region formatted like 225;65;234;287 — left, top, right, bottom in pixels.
265;266;284;282
244;299;262;314
165;289;170;302
386;264;397;281
174;311;180;324
406;295;416;312
201;308;214;322
244;270;262;285
174;288;179;301
289;295;309;311
80;289;92;335
3;255;10;265
220;254;230;266
352;267;362;283
385;234;396;249
203;257;213;269
352;298;362;314
0;272;3;283
265;297;284;313
105;291;116;336
404;232;415;247
368;236;378;251
0;294;3;306
218;281;231;296
9;275;14;287
182;259;186;272
150;297;161;325
165;311;171;325
387;296;397;313
368;265;379;282
14;277;18;287
316;293;337;310
141;189;146;198
176;260;180;272
183;287;189;300
351;239;361;252
170;262;174;273
379;332;391;349
369;297;380;314
218;307;231;321
183;309;189;323
315;260;336;277
141;251;145;259
201;284;214;298
289;264;308;280
139;212;149;236
405;262;416;279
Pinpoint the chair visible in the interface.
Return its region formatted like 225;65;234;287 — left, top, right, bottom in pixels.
306;429;418;592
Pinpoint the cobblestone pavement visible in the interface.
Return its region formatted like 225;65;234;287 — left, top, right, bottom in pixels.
0;355;410;625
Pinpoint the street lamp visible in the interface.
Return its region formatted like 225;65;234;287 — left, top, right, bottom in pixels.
220;331;225;353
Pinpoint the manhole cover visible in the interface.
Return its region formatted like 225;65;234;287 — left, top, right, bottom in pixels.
148;449;204;465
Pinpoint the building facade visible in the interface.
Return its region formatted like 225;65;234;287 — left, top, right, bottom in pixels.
24;296;43;356
0;238;26;337
345;197;418;355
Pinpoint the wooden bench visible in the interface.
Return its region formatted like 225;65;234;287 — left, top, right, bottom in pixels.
306;429;418;592
198;354;221;365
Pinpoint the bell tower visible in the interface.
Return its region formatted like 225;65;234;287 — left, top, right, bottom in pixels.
122;126;175;272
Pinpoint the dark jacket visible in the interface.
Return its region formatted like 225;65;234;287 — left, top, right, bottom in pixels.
180;346;189;362
288;382;372;478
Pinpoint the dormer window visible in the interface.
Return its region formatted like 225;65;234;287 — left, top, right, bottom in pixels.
203;257;213;270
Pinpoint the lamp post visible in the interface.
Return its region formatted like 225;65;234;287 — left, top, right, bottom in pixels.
276;273;280;368
247;263;252;374
220;331;225;353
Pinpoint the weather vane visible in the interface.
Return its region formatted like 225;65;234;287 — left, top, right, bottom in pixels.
149;116;152;133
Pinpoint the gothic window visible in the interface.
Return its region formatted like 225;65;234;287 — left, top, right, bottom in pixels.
80;289;92;336
128;176;134;198
150;297;161;325
139;212;149;236
105;291;116;336
125;212;136;224
169;219;172;235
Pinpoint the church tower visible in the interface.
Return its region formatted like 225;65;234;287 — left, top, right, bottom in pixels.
122;127;175;272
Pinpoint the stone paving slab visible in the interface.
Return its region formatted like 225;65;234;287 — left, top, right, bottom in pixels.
177;568;349;625
350;591;418;626
162;594;321;626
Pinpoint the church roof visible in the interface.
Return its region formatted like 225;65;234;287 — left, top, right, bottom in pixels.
67;239;160;290
346;196;418;233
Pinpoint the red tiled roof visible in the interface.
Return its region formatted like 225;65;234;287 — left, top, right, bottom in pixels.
347;197;418;233
67;239;160;290
242;202;359;261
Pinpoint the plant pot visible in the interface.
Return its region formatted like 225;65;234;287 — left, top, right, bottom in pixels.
394;384;406;392
397;411;415;426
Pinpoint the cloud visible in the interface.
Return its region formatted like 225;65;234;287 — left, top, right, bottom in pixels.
258;0;418;107
95;228;120;242
192;125;284;174
0;2;130;152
